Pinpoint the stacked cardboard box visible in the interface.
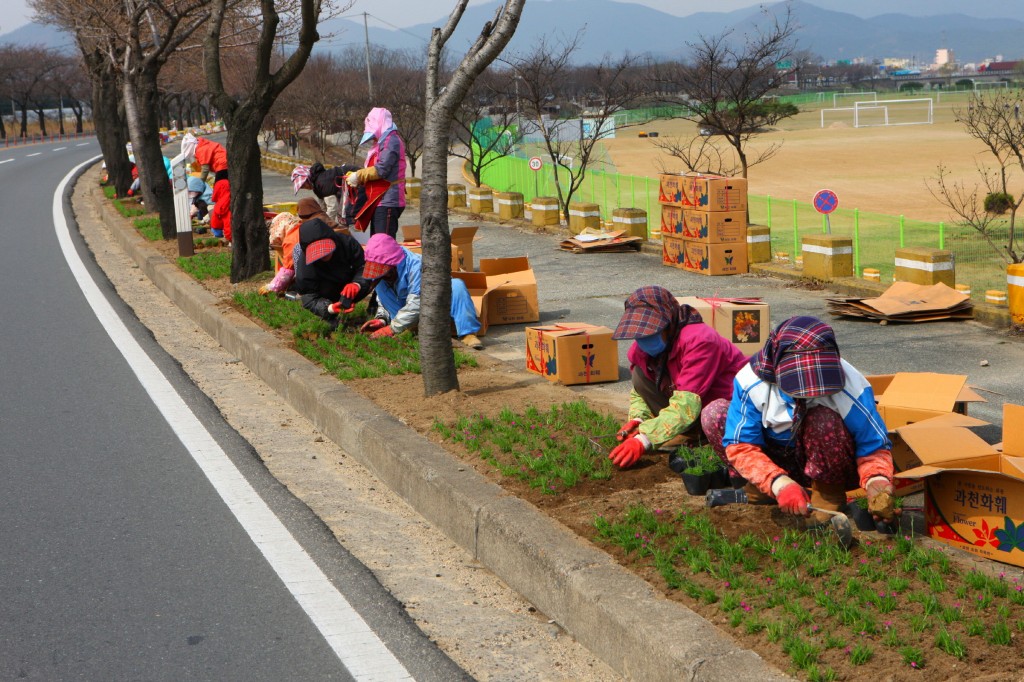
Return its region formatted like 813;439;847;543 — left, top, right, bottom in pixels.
525;323;618;385
657;173;749;275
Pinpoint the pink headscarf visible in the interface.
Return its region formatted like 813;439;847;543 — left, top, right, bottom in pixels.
291;165;310;195
360;107;395;145
364;233;406;266
268;212;301;248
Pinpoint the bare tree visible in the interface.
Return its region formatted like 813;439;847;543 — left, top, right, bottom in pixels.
420;0;524;396
204;0;351;281
653;3;798;178
927;91;1024;264
449;71;522;187
515;36;646;221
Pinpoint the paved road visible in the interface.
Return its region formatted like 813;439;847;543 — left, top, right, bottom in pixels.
0;140;468;680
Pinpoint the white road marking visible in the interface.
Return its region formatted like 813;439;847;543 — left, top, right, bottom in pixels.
53;157;413;682
53;147;67;151
76;142;90;147
0;159;12;165
26;152;41;157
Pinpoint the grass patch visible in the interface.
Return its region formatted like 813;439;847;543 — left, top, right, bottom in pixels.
593;504;1024;679
234;292;477;381
178;252;232;280
102;185;116;200
113;198;146;218
134;216;163;241
433;400;618;495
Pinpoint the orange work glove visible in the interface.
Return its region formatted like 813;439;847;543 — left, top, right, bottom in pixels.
360;319;387;334
370;325;395;339
774;476;810;516
609;436;648;469
616;419;643;442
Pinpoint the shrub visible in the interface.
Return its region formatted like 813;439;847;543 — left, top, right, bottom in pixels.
984;191;1015;215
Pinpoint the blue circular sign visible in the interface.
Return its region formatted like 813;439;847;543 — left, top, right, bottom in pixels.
813;189;839;214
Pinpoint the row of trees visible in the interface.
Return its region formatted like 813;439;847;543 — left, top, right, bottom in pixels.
0;44;91;138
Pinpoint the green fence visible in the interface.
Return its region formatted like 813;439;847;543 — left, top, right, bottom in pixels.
479;155;1014;299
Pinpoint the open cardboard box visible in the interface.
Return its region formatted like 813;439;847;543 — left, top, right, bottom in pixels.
866;373;986;421
895;404;1024;568
400;225;479;272
525;323;619;385
676;296;769;356
452;257;539;334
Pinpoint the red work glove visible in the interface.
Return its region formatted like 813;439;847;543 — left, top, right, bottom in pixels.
370;325;395;339
341;283;360;300
327;301;354;315
609;436;647;469
774;477;810;516
360;319;387;334
616;418;643;442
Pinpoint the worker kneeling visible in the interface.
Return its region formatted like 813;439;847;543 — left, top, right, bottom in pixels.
360;234;483;350
702;316;898;529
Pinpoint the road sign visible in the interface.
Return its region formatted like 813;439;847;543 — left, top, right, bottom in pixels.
813;189;839;214
528;156;543;171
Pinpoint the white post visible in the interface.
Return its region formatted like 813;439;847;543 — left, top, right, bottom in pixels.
170;150;194;256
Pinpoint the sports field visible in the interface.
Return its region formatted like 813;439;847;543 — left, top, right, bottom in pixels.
604;94;999;224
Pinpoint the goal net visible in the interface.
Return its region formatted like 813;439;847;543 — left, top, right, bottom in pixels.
854;98;933;127
833;91;877;108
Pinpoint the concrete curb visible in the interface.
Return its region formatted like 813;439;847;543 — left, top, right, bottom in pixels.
87;175;789;682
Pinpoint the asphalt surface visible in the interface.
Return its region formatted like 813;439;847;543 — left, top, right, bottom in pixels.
1;140;469;680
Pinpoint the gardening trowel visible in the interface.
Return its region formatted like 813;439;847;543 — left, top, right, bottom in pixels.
807;505;854;549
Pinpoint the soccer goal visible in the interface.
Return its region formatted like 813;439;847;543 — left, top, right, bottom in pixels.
974;81;1009;92
854;98;933;127
833;91;877;108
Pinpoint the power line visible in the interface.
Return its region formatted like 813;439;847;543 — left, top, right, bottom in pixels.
336;11;431;43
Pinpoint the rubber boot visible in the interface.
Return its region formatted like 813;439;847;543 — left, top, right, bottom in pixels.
808;481;848;528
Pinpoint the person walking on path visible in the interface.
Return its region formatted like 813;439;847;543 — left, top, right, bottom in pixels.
359;234;483;349
702;316;898;527
346;107;406;238
607;286;748;470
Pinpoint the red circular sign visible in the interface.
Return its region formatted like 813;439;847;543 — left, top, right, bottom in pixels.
813;189;839;214
528;156;543;171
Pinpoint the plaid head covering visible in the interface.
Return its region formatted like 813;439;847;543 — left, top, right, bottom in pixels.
291;165;310;195
305;238;336;265
613;286;704;394
750;316;844;399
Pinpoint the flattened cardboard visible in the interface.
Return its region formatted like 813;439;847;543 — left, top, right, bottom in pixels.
525;323;619;385
401;225;479;271
676;296;769;356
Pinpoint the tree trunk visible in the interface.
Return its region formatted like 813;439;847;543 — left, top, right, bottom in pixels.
35;108;47;136
87;54;133;196
419;110;460;395
224;107;271;282
20;106;28;138
125;68;176;238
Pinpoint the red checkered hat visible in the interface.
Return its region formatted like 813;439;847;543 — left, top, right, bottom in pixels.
363;260;394;280
305;238;336;265
612;285;673;340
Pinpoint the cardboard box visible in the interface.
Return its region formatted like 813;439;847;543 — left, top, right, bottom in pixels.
676;296;770;356
896;404;1024;568
680;240;748;276
660;205;684;235
867;373;986;417
658;173;748;212
682;209;747;243
525;323;619;385
452;257;539;333
662;235;685;268
400;225;478;272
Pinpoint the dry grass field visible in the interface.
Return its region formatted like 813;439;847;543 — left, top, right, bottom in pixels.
605;95;1000;223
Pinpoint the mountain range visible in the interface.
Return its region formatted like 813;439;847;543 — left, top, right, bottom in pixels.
3;0;1022;66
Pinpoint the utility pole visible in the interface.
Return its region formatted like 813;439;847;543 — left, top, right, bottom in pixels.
363;13;374;100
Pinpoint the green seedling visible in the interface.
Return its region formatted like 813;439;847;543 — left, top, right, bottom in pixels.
134;216;162;241
935;628;966;658
988;620;1012;645
849;643;873;665
178;252;231;280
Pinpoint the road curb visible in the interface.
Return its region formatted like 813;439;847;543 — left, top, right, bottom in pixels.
85;171;789;682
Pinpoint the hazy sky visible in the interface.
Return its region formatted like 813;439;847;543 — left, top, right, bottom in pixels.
2;0;760;33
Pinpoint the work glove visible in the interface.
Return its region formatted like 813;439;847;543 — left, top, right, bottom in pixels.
257;285;272;296
609;436;648;470
865;476;898;522
341;283;361;300
347;166;380;187
616;418;643;442
370;325;395;339
327;301;354;315
360;319;387;334
773;476;810;516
